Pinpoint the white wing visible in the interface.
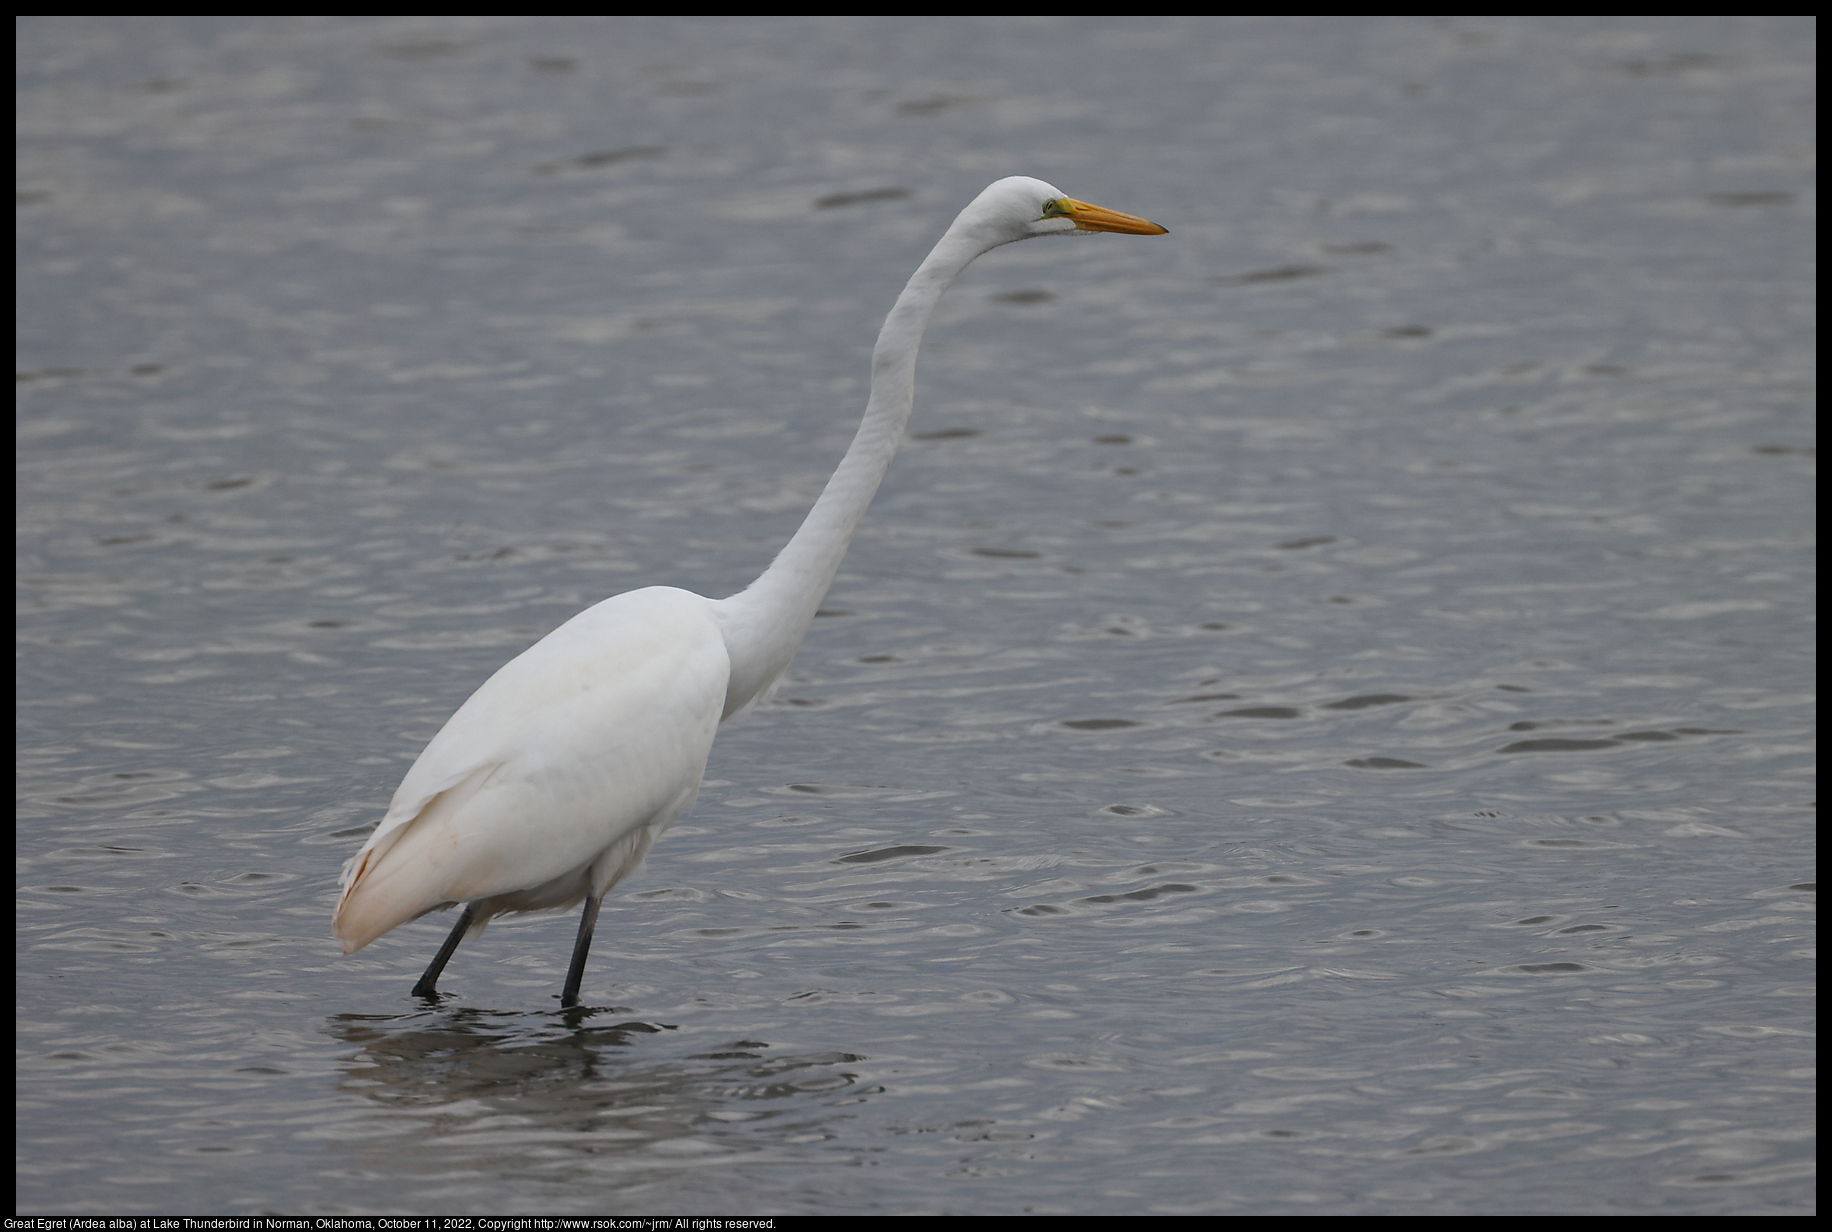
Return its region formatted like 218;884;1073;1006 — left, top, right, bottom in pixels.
333;587;730;953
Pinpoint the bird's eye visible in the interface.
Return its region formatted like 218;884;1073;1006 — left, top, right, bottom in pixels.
1039;198;1071;220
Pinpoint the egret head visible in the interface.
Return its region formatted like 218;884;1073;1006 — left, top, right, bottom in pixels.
957;176;1169;249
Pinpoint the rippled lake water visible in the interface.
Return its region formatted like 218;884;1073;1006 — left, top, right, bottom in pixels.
17;15;1814;1215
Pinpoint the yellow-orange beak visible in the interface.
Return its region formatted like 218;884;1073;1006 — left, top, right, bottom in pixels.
1046;196;1169;235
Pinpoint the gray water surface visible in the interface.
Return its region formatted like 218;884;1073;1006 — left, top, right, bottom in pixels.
17;16;1815;1215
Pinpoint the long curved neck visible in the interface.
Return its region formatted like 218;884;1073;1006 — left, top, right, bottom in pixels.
713;225;994;717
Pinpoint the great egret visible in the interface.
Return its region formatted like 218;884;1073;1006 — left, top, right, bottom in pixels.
333;176;1166;1005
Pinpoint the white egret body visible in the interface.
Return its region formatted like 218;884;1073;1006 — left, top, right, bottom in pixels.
333;177;1166;1004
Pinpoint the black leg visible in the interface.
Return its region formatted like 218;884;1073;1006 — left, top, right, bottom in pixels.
411;905;474;999
560;893;603;1008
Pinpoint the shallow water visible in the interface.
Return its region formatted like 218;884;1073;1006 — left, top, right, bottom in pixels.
17;15;1815;1215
